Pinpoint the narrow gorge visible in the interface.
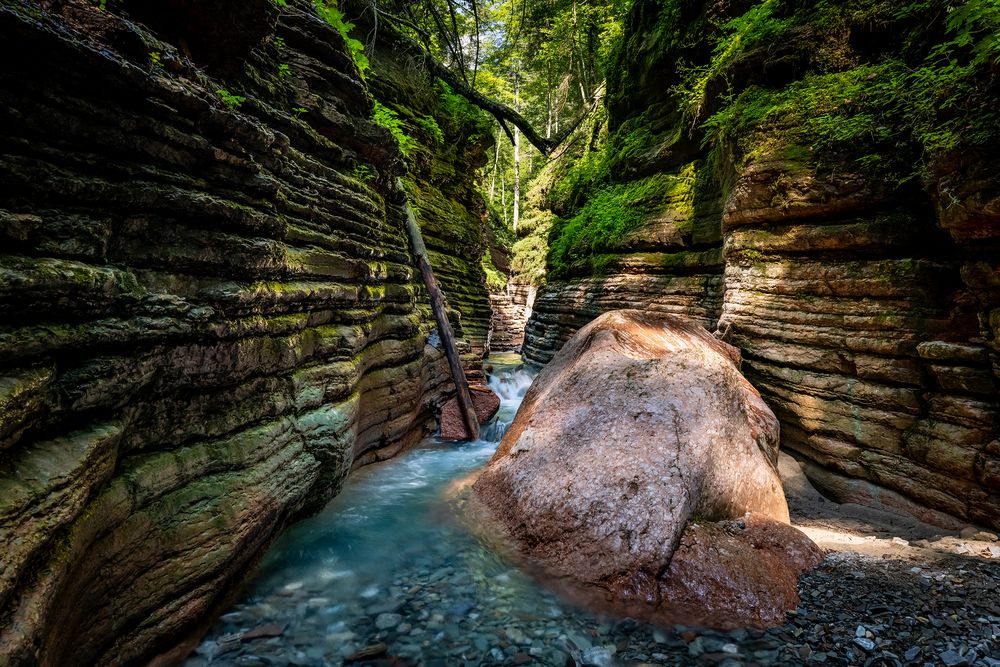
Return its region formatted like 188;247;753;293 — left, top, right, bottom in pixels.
0;0;998;666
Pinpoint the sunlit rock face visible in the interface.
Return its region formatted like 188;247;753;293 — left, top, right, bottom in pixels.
521;0;1000;531
0;1;490;663
475;310;821;627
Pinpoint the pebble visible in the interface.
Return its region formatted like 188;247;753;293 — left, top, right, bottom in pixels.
941;648;970;666
853;637;876;651
374;613;401;630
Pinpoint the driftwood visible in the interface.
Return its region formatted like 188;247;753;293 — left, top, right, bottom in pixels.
399;180;480;440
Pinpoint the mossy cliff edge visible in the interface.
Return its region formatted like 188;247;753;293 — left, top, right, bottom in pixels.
520;0;999;530
0;0;491;664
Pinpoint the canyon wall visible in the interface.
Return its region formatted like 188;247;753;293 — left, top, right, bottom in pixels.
521;0;1000;529
489;283;533;352
0;0;490;664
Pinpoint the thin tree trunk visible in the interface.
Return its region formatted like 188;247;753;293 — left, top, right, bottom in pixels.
488;128;501;204
399;181;479;440
501;172;508;227
546;59;553;140
513;65;521;234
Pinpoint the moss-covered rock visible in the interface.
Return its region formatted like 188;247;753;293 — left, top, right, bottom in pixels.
0;0;492;663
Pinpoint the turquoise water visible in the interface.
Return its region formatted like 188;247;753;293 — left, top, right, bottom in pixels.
185;358;644;666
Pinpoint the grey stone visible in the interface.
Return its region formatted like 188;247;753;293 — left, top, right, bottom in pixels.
853;637;875;652
374;613;401;630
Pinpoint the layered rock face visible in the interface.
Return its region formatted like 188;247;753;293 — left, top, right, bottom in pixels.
489;283;533;352
520;1;1000;529
720;156;999;529
0;1;490;664
475;310;820;627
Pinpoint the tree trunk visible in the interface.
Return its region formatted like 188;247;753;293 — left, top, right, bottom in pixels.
546;59;553;140
501;172;508;227
513;65;521;234
399;181;479;441
488;127;501;204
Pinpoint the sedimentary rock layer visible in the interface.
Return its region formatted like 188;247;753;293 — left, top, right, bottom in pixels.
0;1;489;664
489;283;533;352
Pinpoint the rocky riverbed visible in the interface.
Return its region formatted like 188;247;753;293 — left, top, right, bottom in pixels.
185;534;1000;667
184;370;999;667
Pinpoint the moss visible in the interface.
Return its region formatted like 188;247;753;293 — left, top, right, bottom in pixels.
481;252;507;293
688;0;1000;186
732;248;771;270
547;167;698;276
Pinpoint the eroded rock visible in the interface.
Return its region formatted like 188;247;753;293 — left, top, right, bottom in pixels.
474;310;819;627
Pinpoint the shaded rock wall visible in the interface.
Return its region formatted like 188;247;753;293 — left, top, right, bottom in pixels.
521;0;999;529
366;40;494;369
0;1;490;664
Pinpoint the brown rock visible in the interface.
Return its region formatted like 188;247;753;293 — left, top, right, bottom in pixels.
661;513;822;628
474;310;811;627
241;623;285;641
344;643;388;663
439;385;501;440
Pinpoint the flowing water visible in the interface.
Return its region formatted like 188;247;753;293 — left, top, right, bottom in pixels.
186;355;667;667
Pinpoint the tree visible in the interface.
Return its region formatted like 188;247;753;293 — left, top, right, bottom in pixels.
357;0;621;156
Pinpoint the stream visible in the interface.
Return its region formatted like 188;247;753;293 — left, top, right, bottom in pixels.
186;354;661;667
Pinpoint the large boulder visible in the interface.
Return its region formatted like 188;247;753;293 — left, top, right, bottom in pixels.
473;310;820;627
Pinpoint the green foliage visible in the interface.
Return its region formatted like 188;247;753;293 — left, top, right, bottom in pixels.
149;50;161;68
510;225;553;285
679;0;793;122
481;252;508;293
313;0;370;78
292;106;308;117
689;0;1000;184
548;168;696;275
372;102;417;157
216;89;246;110
277;63;292;78
352;164;376;182
936;0;1000;66
412;114;445;146
436;83;490;140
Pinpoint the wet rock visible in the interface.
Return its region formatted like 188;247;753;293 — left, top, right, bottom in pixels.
241;624;285;641
475;310;815;627
344;643;388;663
375;613;402;630
439;386;502;440
662;514;822;627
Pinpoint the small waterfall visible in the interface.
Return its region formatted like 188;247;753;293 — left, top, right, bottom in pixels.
480;360;535;443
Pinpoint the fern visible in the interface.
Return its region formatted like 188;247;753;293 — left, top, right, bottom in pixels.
313;1;370;78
